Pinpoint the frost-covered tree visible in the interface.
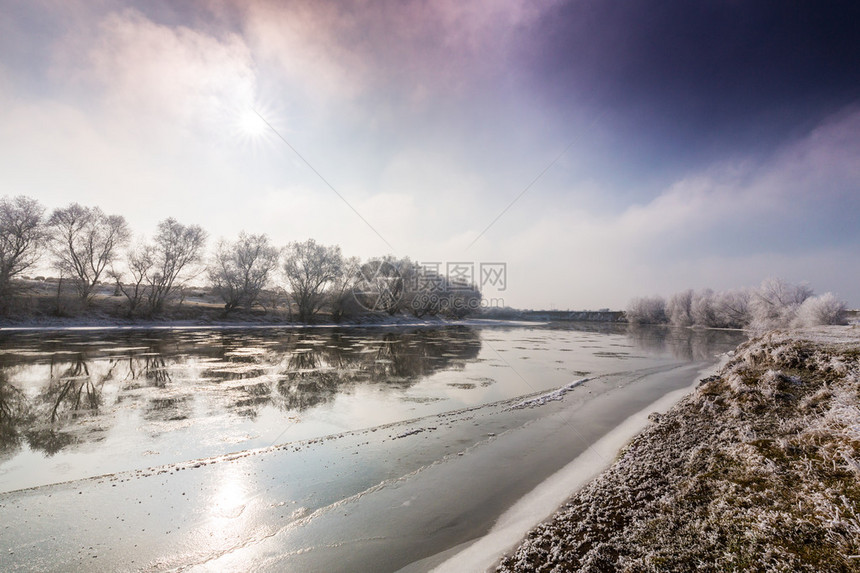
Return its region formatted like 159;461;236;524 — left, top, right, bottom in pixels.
625;296;667;325
691;289;718;327
283;239;343;323
635;279;841;331
664;288;751;329
209;232;280;312
0;195;45;307
711;289;751;328
353;256;409;316
47;203;129;304
442;279;482;319
793;293;848;327
402;260;440;318
750;277;813;329
666;289;694;326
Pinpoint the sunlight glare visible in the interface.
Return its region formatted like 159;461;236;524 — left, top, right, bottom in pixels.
229;103;280;152
208;465;249;522
237;108;270;139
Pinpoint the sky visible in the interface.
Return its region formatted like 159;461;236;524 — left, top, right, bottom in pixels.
2;0;859;310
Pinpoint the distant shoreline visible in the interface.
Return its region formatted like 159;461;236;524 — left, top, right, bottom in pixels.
1;277;629;332
0;315;550;333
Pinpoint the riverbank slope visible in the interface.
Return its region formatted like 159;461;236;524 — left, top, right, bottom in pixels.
498;326;860;572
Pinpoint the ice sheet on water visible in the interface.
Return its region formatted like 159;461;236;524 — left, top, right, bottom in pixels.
508;377;591;409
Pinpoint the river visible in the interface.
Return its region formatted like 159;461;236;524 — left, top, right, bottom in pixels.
0;321;745;571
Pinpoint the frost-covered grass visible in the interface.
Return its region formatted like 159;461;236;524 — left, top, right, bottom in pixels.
498;328;860;572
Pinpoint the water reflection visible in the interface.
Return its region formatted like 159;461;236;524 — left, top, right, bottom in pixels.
0;370;29;452
0;326;482;456
44;354;104;422
145;396;192;422
128;351;173;387
19;353;114;454
0;323;746;477
625;324;746;361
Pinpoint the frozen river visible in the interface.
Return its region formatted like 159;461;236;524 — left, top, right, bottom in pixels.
0;322;745;571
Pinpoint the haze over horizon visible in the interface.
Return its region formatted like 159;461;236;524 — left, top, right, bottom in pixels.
2;0;859;309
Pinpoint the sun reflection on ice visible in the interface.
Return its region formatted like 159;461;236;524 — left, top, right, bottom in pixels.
208;464;250;521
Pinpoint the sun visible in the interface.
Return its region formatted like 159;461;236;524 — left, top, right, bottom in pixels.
235;108;270;140
228;102;283;152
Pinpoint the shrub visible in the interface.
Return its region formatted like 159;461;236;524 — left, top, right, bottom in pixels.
793;293;848;327
625;296;667;324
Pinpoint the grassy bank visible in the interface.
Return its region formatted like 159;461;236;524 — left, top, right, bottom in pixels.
498;326;860;572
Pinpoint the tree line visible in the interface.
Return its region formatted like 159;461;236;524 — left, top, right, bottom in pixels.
0;195;481;322
625;278;849;329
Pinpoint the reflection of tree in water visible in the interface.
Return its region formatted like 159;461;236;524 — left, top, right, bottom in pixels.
24;353;115;455
548;322;628;336
23;426;77;456
0;332;193;456
121;346;192;421
0;370;31;451
123;345;172;388
277;371;341;411
143;353;172;387
0;327;484;454
274;327;482;413
143;396;191;422
626;325;747;361
43;354;102;421
275;348;339;411
230;382;271;419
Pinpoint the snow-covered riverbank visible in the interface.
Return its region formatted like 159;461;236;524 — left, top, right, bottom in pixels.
497;326;860;572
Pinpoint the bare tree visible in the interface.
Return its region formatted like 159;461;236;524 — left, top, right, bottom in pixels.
329;255;361;322
47;203;129;304
283;239;343;323
399;259;482;319
146;218;206;314
109;241;154;316
111;220;205;316
0;195;45;307
209;232;280;312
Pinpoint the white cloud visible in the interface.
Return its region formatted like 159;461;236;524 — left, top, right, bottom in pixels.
54;8;258;140
236;0;556;116
0;8;275;231
466;108;860;308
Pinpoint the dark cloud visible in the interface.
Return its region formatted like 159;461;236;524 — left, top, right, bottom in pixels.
527;0;860;170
